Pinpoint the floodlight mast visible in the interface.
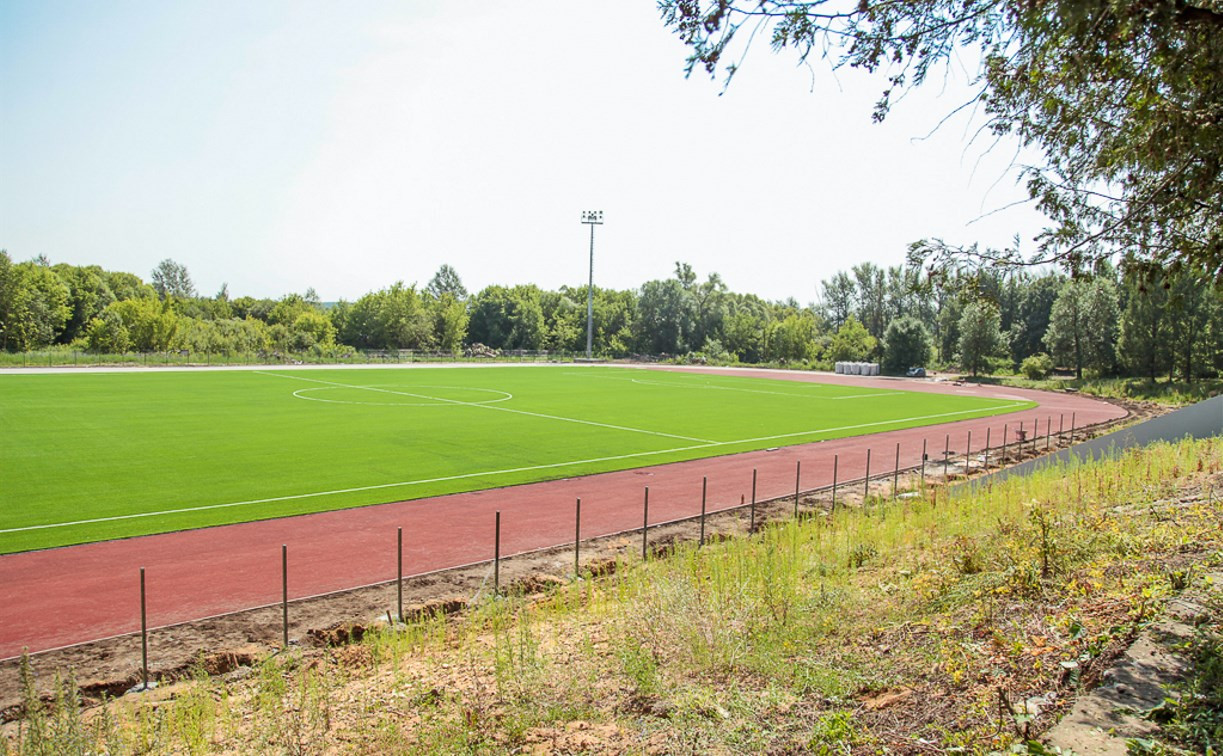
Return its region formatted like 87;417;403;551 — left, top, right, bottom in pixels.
580;210;603;359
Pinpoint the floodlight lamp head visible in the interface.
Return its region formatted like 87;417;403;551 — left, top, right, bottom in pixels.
581;210;604;224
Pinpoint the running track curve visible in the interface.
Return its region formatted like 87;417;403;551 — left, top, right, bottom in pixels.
0;366;1125;659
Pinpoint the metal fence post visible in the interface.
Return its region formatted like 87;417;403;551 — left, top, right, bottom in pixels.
984;428;991;471
642;487;650;561
943;434;950;480
1002;424;1009;465
794;461;801;518
700;478;707;546
1059;413;1065;442
1071;412;1077;442
864;448;871;500
281;545;288;648
397;527;403;623
1047;415;1052;450
966;430;972;475
750;469;757;532
140;567;148;690
920;440;926;485
832;455;839;510
574;498;581;575
494;511;501;594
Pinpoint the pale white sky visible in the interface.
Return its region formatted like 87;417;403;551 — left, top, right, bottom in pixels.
1;1;1045;304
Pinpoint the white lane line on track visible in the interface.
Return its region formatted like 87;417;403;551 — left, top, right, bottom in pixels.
255;371;717;444
0;402;1024;534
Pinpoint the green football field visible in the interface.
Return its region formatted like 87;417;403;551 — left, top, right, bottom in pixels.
0;366;1032;553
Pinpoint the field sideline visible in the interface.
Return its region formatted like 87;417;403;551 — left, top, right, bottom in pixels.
0;365;1032;553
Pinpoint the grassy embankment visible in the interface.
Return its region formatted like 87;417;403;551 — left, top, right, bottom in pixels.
974;375;1223;407
5;438;1222;754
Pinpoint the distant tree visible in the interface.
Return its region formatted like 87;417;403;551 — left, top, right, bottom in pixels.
151;259;195;300
635;278;692;354
231;296;276;322
882;316;932;372
105;271;156;301
226;317;271;353
1163;272;1216;382
673;261;697;290
852;262;887;345
51;264;116;344
1117;273;1169;381
691;272;729;351
83;308;131;353
818;271;856;331
722;296;768;363
268;293;318;327
763;311;819;362
431;293;469;353
107;298;179;351
0;258;72;350
884;266;930;326
426;264;468;301
588;287;639;356
1043;277;1120;378
1008;274;1063;364
934;292;964;366
285;310;336;352
467;285;544;350
376;283;434;350
0;251;17;350
541;290;583;352
828;316;877;362
957;300;1003;377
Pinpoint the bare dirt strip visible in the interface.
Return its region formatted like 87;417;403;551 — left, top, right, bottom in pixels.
0;366;1124;666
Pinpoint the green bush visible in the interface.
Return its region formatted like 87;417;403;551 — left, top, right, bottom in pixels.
1020;353;1054;380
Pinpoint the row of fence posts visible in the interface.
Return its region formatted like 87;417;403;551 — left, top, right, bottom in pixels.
131;410;1081;689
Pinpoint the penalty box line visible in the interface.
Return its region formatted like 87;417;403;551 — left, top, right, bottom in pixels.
0;402;1025;535
255;371;716;444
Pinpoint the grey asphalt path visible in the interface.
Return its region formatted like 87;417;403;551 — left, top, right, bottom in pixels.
967;394;1222;489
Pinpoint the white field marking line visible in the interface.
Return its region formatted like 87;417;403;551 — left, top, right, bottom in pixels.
292;385;513;407
0;443;714;534
256;371;716;444
562;370;900;400
706;401;1028;447
0;401;1027;535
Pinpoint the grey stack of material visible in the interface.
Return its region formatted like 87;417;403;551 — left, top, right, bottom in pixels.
835;361;880;376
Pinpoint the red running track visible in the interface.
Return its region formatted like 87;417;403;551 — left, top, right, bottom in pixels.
0;367;1124;658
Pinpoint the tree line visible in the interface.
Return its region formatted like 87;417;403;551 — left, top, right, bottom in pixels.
1;250;1220;381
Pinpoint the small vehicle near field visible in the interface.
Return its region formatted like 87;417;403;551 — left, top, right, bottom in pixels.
906;367;927;378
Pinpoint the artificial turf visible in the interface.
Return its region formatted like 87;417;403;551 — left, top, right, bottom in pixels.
0;366;1032;553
